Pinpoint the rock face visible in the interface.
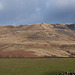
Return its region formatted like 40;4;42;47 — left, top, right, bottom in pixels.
57;70;75;75
0;23;75;57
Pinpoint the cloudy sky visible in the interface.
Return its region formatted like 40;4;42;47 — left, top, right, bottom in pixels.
0;0;75;25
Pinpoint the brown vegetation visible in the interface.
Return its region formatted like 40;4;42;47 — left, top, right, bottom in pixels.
0;50;39;58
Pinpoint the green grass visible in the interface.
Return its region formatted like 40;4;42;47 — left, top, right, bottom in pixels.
0;58;75;75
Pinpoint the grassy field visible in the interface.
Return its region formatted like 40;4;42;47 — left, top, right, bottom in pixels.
0;58;75;75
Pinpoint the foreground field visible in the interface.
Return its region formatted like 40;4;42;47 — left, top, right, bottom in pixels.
0;58;75;75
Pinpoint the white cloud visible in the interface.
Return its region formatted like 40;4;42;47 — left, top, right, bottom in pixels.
0;2;3;10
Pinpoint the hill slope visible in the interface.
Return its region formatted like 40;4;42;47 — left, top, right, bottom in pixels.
0;23;75;57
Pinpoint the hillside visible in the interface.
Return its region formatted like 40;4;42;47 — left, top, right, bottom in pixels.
0;23;75;57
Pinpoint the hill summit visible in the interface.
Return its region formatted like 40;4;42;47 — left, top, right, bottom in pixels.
0;23;75;57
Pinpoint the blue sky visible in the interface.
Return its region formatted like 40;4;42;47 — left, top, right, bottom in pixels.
0;0;75;25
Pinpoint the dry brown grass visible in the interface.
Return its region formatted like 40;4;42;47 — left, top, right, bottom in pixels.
0;23;75;57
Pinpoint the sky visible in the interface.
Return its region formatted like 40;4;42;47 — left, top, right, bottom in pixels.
0;0;75;25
